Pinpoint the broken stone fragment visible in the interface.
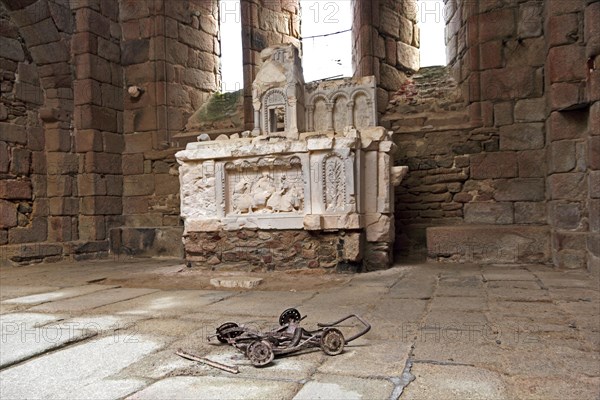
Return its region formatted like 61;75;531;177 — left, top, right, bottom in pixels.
216;134;229;141
391;166;409;186
197;133;210;142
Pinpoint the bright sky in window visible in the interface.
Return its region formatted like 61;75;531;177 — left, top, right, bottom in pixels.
219;0;446;91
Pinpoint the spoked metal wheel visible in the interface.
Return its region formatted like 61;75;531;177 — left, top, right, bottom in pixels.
279;308;301;326
216;322;242;343
246;340;275;367
320;328;345;355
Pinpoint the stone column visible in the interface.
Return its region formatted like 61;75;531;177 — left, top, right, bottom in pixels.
306;105;315;131
326;103;334;131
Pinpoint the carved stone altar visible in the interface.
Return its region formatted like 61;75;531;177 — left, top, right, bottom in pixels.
177;44;408;271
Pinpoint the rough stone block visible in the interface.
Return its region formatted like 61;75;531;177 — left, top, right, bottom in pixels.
426;225;550;264
72;31;98;55
84;152;121;175
514;98;545;122
19;17;60;47
122;196;149;215
0;123;26;144
548;110;588;141
75;129;103;153
549;82;586;110
0;199;17;229
48;216;73;242
464;202;514;224
396;42;419;72
554;249;587;269
470;152;517;179
590;199;600;232
517;149;545;178
46;175;73;197
481;67;541;100
121;39;149;65
479;8;515;42
154;174;179;195
548;201;582;230
105;175;123;196
78;215;106;240
514;202;546;224
29;41;69;64
499;123;544;150
8;217;47;244
493;178;544;201
479;40;503;70
77;174;106;196
548;13;580;47
586;1;600;58
0;180;32;200
121;154;144;175
80;196;122;215
590;171;600;199
548;172;587;200
48;197;79;216
9;148;31;176
102;132;124;154
518;2;543;38
27;127;44;151
549;140;577;173
74;79;101;106
0;141;8;173
76;105;117;132
75;7;110;38
0;37;24;62
123;174;155;196
45;129;71;152
548;44;587;83
379;63;407;91
494;102;514;126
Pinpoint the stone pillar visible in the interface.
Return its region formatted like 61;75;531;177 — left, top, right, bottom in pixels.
325;102;334;131
544;0;591;269
585;1;600;275
351;0;419;113
240;0;301;131
306;105;315;131
347;101;355;128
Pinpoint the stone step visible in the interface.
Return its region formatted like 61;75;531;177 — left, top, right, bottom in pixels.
426;224;551;264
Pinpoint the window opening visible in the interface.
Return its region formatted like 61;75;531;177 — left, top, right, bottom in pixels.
220;0;243;92
300;0;352;81
269;106;286;133
416;0;446;66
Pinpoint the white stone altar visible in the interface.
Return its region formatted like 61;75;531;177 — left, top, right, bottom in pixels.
176;44;407;271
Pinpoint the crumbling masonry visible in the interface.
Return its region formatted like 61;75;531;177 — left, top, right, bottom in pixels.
0;0;598;274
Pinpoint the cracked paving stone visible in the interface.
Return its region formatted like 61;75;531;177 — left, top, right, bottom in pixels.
127;376;300;400
1;285;120;305
292;374;394;400
0;336;162;399
0;313;95;368
402;364;508;399
28;287;159;312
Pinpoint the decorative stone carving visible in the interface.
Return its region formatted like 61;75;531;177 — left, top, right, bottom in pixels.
177;44;408;270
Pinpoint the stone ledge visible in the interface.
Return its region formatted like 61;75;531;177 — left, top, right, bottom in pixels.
426;225;551;264
109;227;184;258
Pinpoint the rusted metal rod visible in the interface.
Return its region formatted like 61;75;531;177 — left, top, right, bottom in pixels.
175;349;239;374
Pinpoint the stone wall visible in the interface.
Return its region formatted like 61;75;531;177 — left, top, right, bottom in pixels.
184;230;365;272
117;0;220;255
1;2;46;258
545;0;599;273
387;0;598;271
351;0;420;114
